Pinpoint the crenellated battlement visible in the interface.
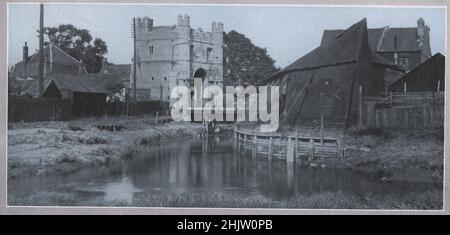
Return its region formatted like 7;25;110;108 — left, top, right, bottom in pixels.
136;16;153;32
177;14;190;27
212;21;224;32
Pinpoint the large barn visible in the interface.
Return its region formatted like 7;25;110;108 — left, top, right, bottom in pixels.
268;19;403;128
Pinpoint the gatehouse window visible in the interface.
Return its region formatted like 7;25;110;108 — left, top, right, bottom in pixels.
207;48;212;61
148;45;154;55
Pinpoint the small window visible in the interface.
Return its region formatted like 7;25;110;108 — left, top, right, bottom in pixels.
148;45;154;55
207;48;212;61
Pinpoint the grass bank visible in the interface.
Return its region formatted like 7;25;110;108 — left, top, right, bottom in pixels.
7;116;210;178
238;124;444;184
8;188;442;210
333;127;444;184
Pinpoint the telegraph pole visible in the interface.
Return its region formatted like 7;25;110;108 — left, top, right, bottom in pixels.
132;17;137;115
38;4;44;98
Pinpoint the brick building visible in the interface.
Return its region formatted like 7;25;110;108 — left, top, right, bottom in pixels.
320;17;432;72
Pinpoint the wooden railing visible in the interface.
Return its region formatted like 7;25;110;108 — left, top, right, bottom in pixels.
234;128;344;163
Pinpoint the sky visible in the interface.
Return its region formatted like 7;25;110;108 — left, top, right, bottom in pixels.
8;3;446;68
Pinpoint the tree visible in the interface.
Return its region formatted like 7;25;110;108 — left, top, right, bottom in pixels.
223;30;280;86
44;24;108;73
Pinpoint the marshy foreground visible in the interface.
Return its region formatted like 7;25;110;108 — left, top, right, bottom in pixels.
7;117;443;209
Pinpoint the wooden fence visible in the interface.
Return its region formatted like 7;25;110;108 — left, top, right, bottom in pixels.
8;97;72;123
9;97;170;123
360;92;444;129
234;128;344;163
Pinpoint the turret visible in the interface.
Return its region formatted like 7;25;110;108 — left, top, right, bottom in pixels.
212;21;224;45
212;21;223;33
136;17;154;33
177;14;190;27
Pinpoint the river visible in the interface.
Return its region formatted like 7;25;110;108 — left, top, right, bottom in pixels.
7;133;441;208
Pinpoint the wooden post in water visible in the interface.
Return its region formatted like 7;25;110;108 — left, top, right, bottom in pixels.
308;138;315;161
268;137;273;163
287;138;294;163
155;111;159;124
390;91;393;108
296;130;299;161
358;86;363;130
337;138;342;158
244;134;247;153
320;114;324;162
252;135;257;159
286;137;295;190
233;126;238;150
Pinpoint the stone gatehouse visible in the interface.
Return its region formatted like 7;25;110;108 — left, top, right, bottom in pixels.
132;14;224;102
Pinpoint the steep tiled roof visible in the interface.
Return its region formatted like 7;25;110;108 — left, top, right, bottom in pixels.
48;73;107;94
100;64;131;82
321;27;421;52
12;73;107;97
278;19;397;74
11;44;87;78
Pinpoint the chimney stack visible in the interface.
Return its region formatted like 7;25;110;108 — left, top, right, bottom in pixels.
78;60;84;75
393;35;398;65
417;17;426;41
22;42;28;64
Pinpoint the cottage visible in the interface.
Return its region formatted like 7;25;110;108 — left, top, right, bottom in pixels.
11;42;88;79
389;53;445;93
269;19;403;128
